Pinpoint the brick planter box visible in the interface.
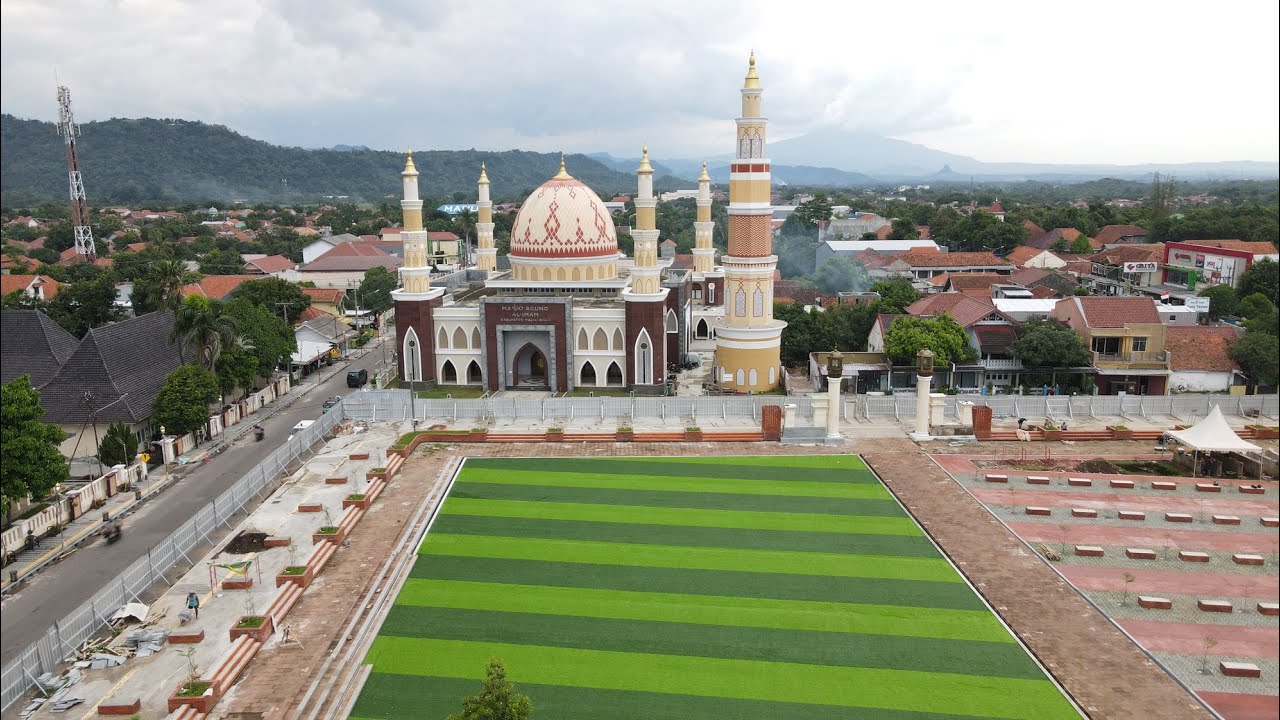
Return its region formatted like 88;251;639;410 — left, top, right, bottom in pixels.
97;697;142;715
1109;479;1135;489
1108;426;1133;440
1220;661;1261;678
1239;486;1265;495
1197;599;1232;613
220;577;253;591
1260;517;1279;528
1179;551;1211;563
1118;511;1146;521
1212;515;1240;525
1074;545;1104;557
1025;506;1051;516
167;682;219;714
1126;548;1156;560
275;565;314;588
312;527;346;545
1026;476;1050;485
1232;554;1264;566
468;431;488;442
1042;429;1063;441
1138;595;1172;610
684;430;704;442
1067;477;1092;487
1071;508;1098;518
616;430;634;442
297;503;323;513
228;614;275;643
263;536;291;548
545;430;565;442
349;452;370;460
1151;481;1177;491
342;494;371;511
324;476;348;485
1258;602;1280;616
1249;425;1279;440
167;630;205;644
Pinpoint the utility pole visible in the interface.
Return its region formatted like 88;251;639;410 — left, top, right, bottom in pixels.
57;84;96;258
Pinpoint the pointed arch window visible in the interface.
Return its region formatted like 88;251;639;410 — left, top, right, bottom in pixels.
665;309;678;333
752;289;764;317
593;328;609;351
453;327;468;349
437;327;449;349
612;329;624;352
471;328;482;349
606;361;623;386
696;319;709;339
441;359;458;384
748;368;758;386
579;361;597;387
466;360;483;384
577;328;589;351
634;329;653;385
735;288;747;317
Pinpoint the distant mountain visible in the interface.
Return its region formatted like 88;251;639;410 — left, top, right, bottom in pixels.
0;115;645;206
764;127;1278;183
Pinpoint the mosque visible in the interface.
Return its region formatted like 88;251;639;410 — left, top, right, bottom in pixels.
391;53;785;393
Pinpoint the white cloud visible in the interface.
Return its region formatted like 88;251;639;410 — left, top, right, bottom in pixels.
2;0;1276;165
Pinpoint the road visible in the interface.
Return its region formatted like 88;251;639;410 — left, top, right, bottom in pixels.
0;341;391;662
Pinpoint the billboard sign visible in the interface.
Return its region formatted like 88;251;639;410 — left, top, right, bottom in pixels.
1184;297;1210;312
1123;261;1158;273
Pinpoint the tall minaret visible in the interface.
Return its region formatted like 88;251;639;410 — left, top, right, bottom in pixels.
713;52;785;392
475;163;496;272
630;146;661;295
392;149;445;387
693;161;715;274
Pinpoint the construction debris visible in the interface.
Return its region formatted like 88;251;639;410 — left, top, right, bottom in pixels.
88;652;126;670
123;628;169;657
110;601;151;623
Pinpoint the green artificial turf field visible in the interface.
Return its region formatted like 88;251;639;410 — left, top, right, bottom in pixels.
351;456;1078;719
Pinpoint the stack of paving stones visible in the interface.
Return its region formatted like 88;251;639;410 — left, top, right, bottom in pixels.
955;466;1279;714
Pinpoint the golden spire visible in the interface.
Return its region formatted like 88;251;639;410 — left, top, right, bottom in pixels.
478;161;489;184
402;146;418;175
554;153;572;180
698;161;710;182
744;50;760;89
637;145;653;174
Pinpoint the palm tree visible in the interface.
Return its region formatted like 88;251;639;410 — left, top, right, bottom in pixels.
142;259;201;314
171;297;240;370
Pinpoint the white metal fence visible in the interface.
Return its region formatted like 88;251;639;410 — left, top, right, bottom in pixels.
341;390;1276;426
0;407;346;712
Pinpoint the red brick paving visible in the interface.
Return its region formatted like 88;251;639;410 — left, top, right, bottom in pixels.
866;448;1213;719
1009;522;1280;553
969;486;1277;516
1116;620;1279;658
1058;565;1279;601
1196;691;1280;720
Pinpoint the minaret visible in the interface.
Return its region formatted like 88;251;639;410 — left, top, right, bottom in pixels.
693;161;715;274
713;52;786;392
630;146;661;295
475;163;496;272
621;145;669;389
391;149;445;387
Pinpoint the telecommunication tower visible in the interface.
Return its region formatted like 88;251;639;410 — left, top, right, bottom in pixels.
57;84;95;258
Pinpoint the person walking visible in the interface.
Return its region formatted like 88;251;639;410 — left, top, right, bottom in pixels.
186;592;200;619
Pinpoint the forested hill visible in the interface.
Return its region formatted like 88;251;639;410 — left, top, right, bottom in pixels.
0;115;687;206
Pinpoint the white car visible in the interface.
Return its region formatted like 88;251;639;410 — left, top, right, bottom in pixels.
290;420;315;435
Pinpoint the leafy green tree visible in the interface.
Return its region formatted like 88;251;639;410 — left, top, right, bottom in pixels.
215;343;259;399
198;247;244;275
1229;332;1279;386
152;364;220;436
1198;284;1238;319
1245;307;1279;337
97;422;139;468
869;278;920;314
448;658;532;720
132;258;199;315
1051;237;1070;253
813;257;869;294
885;218;919;240
1011;317;1090;367
1236;292;1275;321
1;375;69;519
817;302;878;353
932;209;1028;254
231;277;311;324
2;289;47;311
883;315;975;367
1068;236;1094;254
1237;257;1278;303
791;194;832;229
171;296;239;369
357;265;397;315
776;302;821;366
47;274;124;338
224;298;296;377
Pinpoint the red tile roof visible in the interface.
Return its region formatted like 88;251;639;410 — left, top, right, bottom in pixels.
296;306;328;323
905;293;1004;327
244;254;294;274
180;275;260;300
320;242;390;258
301;287;346;304
1173;240;1279;255
1092;224;1148;245
1087;244;1163;265
898;252;1010;269
1005;246;1050;266
1074;296;1160;327
1;274;61;298
973;324;1019;355
945;273;1010;297
379;227;403;236
1028;227;1091;250
1165;326;1240;372
428;231;461;241
1022;220;1046;242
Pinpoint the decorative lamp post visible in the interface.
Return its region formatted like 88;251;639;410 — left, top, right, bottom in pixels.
826;349;844;442
406;338;419;429
912;348;934;439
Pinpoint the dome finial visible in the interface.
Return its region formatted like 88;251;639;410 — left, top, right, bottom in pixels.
744;50;760;89
698;161;710;182
637;145;653;174
403;147;418;175
478;162;489;184
554;153;572;180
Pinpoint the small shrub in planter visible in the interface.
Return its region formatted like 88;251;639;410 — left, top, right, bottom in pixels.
176;681;212;697
313;525;345;544
616;426;634;441
546;427;565;441
229;614;274;642
167;680;218;713
1108;425;1133;440
343;493;369;510
276;564;313;587
685;426;704;440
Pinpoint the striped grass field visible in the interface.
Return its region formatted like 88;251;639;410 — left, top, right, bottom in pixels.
351;456;1078;719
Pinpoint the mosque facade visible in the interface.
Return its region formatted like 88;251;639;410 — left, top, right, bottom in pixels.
391;54;783;393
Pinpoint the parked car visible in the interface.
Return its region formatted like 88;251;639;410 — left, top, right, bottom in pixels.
346;369;368;388
321;396;341;413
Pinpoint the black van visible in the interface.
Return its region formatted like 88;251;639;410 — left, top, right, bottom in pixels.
346;368;368;387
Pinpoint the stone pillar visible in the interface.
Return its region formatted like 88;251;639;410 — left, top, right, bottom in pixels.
826;375;842;442
972;405;992;439
762;404;782;442
911;373;931;439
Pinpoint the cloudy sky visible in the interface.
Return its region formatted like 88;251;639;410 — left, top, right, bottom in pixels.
2;0;1277;164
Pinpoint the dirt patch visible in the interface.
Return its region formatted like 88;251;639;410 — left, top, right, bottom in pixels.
222;531;269;555
1075;458;1121;474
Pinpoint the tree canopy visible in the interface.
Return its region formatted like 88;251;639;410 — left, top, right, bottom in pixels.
869;278;920;314
1229;332;1279;386
883;315;975;367
448;658;533;720
791;194;833;229
47;273;123;338
1237;257;1278;303
1198;284;1238;320
98;421;139;469
1010;317;1091;367
2;375;69;518
357;266;397;315
224;298;296;378
231;277;311;324
152;364;220;436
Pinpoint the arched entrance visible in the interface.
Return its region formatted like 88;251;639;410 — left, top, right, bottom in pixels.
512;343;549;389
579;361;597;387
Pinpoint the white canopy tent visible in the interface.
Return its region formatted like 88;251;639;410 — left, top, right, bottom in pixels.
1164;406;1264;479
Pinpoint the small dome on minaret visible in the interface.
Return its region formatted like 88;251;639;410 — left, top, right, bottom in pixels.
402;148;418;176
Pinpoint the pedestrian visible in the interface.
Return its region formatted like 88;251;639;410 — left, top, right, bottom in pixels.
186;592;200;619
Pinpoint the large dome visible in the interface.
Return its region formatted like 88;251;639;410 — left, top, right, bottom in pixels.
509;166;618;263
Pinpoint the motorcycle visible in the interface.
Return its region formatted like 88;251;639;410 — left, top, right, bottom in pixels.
254;426;265;442
104;523;122;545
